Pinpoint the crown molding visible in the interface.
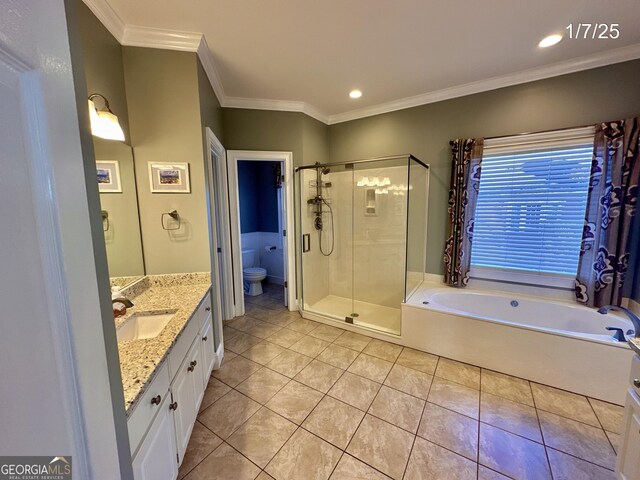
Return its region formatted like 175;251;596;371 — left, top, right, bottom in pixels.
82;0;125;42
196;37;228;107
222;96;329;124
82;1;640;127
326;43;640;124
121;25;202;52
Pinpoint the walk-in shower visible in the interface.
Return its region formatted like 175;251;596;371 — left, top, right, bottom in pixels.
296;154;429;335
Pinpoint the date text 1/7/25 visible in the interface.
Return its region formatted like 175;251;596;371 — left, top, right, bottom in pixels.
566;23;620;39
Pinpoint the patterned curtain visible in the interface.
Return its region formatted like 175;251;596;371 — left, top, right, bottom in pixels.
575;118;640;307
444;138;484;287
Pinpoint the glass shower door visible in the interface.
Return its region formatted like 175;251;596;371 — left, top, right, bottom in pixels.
351;158;407;334
298;164;353;321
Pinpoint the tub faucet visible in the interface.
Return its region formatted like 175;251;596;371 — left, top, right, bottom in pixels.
597;305;640;338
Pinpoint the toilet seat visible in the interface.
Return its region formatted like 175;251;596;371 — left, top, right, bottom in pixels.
243;267;267;278
243;267;267;296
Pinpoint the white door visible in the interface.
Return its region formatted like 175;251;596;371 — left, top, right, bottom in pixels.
132;394;178;480
205;128;231;362
0;1;127;477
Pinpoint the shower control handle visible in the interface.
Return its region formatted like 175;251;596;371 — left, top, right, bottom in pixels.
302;234;311;253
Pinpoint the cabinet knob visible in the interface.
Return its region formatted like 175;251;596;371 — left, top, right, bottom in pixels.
202;336;208;342
634;378;640;388
169;401;178;411
151;394;161;405
205;307;211;312
188;360;197;372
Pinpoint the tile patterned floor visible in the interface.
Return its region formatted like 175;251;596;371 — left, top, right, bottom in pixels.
181;284;622;480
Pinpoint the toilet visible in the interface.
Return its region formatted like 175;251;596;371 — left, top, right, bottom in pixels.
242;249;267;296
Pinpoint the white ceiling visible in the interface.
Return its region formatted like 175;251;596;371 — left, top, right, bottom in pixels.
90;0;640;124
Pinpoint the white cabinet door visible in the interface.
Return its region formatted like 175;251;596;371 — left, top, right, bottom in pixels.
617;389;640;480
200;315;216;388
171;340;202;463
132;394;178;480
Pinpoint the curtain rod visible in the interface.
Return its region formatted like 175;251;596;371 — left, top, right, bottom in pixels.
449;122;599;146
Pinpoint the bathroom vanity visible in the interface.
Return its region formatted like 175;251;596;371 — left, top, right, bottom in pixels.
617;339;640;479
116;274;218;480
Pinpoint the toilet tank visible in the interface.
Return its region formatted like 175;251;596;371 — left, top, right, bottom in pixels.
241;249;256;268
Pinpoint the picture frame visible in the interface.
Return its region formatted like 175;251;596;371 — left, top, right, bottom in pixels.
96;160;122;193
148;162;191;193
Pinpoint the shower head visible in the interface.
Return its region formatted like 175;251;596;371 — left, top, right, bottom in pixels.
321;167;331;175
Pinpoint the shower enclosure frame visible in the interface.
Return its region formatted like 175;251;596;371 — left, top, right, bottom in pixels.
295;154;429;336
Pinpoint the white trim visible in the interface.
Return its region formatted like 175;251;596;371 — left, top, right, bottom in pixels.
212;341;225;371
205;128;234;321
197;37;227;107
222;96;329;125
122;25;202;51
227;151;296;316
326;44;640;125
81;1;640;127
81;0;126;42
15;57;93;477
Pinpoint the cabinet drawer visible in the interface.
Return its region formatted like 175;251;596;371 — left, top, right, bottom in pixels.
630;355;640;395
168;315;200;380
128;361;170;457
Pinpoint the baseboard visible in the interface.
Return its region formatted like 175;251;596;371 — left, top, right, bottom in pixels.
267;275;284;285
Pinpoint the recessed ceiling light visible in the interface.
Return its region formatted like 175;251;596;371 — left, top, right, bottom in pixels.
538;34;563;48
349;89;362;99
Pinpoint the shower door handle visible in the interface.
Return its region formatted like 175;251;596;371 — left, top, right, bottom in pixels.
302;234;311;253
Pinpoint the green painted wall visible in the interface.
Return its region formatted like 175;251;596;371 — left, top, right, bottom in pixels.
328;59;640;274
76;1;130;143
123;47;212;274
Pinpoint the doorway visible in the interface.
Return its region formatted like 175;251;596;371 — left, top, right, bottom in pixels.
227;151;296;316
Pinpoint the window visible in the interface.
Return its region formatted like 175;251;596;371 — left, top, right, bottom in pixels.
470;127;595;287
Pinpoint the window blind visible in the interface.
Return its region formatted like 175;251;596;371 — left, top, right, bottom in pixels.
471;131;594;277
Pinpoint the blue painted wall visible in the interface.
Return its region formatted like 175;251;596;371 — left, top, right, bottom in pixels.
238;161;279;233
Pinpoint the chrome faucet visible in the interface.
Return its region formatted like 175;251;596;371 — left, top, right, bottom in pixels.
598;305;640;339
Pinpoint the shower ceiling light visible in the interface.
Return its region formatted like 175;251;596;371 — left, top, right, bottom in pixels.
538;34;562;48
349;89;362;99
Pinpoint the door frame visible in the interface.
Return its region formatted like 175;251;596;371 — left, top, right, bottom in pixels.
204;128;234;323
227;150;296;316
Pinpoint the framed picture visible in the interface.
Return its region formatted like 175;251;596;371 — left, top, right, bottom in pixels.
148;162;191;193
96;160;122;193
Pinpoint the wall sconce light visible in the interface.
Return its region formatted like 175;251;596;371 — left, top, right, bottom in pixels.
88;93;125;141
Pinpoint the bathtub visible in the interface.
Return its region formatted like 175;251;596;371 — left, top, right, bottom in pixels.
402;286;636;404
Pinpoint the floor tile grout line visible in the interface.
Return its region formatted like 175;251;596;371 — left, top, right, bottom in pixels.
222;311;622;478
229;331;621;433
586;396;620;455
211;358;614;476
544;445;616;473
528;378;555;480
400;355;440;479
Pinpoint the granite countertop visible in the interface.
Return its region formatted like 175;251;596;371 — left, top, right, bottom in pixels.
117;275;210;415
629;338;640;355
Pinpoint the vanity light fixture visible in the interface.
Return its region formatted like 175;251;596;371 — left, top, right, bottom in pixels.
88;93;125;141
349;89;362;99
538;34;563;48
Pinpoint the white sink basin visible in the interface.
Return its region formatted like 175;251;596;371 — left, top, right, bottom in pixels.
117;312;175;342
